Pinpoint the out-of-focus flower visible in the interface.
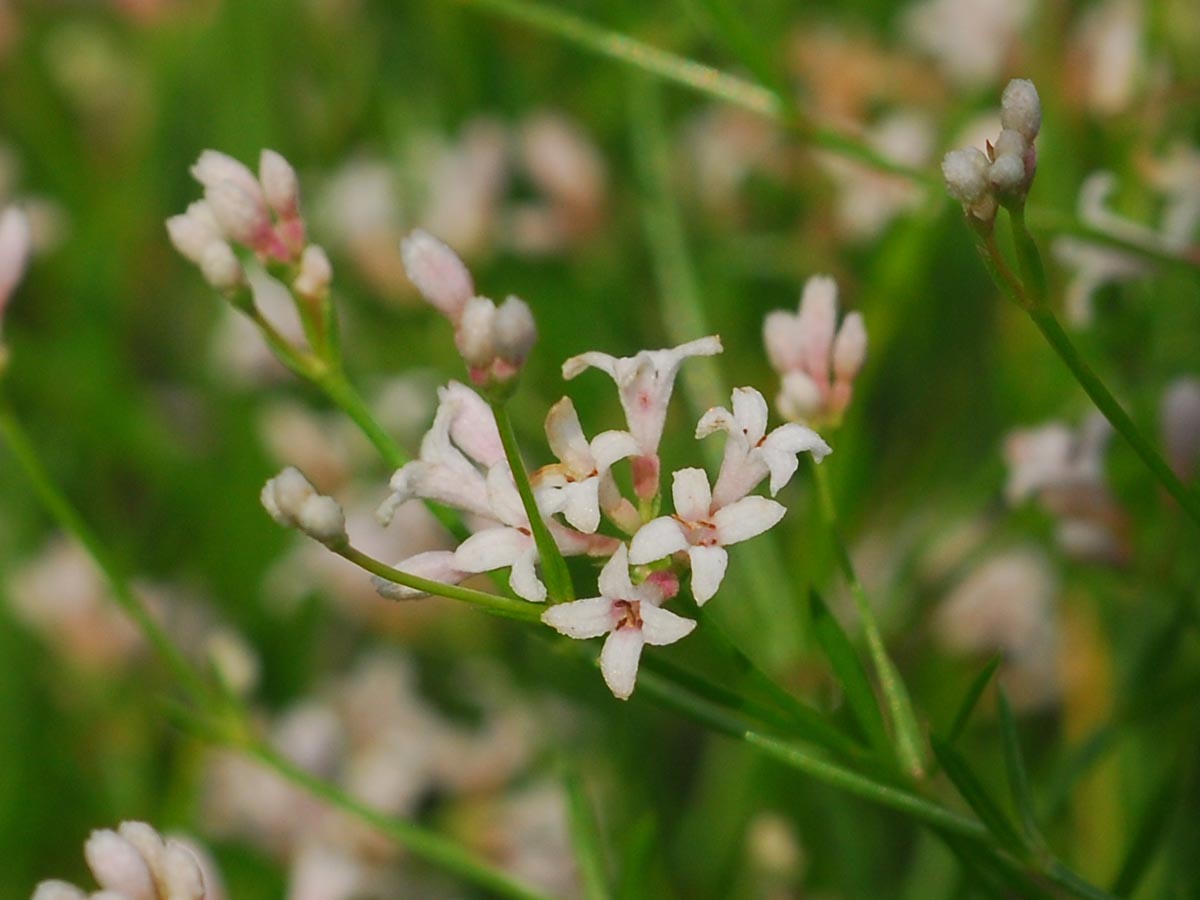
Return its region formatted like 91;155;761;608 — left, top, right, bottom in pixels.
417;118;509;259
1162;377;1200;482
1064;0;1144;116
629;466;786;606
0;204;30;328
934;547;1061;710
681;105;786;219
902;0;1034;88
1004;414;1127;563
33;821;216;900
543;544;694;699
562;336;723;500
764;276;866;428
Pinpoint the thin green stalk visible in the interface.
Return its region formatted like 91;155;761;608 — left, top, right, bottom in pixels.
313;366;408;471
334;543;544;622
242;739;558;900
810;458;925;778
1026;305;1200;527
561;761;613;900
490;401;574;602
457;0;932;184
0;397;210;702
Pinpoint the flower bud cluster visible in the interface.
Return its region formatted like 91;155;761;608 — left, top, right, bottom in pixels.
401;228;537;390
33;821;213;900
763;275;867;429
262;466;347;545
167;150;331;300
942;79;1041;222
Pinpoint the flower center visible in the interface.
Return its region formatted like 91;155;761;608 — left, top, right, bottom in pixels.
614;599;643;630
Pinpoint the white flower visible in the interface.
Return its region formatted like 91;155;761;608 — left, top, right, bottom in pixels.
562;335;722;497
697;387;831;509
35;821;211;900
763;276;866;427
378;381;503;524
629;467;786;605
534;397;639;533
542;544;695;699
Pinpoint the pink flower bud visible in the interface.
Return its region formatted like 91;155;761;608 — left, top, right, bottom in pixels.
455;296;497;368
0;206;31;317
832;311;867;380
259;149;300;218
492;295;537;364
84;830;156;900
401;229;474;321
165;201;221;265
199;241;245;292
190;149;262;199
205;180;272;248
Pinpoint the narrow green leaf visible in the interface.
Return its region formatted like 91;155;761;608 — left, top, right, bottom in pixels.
810;589;891;758
946;656;1002;745
1111;763;1181;896
931;737;1028;857
996;687;1042;847
562;762;612;900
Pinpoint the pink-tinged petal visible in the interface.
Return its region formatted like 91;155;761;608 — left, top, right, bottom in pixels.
509;549;547;602
401;229;475;321
542;596;615;639
589;429;640;472
671;467;713;522
688;544;729;605
84;830;156;900
763;309;805;373
485;463;529;528
454;526;530;573
832;311;867;380
373;551;467;600
731;387;769;446
549;521;617;557
628;517;689;564
545;396;594;474
442;381;504;467
560;477;602;534
695;404;735;439
597;543;635;599
797;275;838;381
712;496;786;544
562;350;618;381
600;627;645;700
639;603;697;645
159;840;207;900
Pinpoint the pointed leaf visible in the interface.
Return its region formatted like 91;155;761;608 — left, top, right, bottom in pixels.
931;737;1028;857
946;656;1002;745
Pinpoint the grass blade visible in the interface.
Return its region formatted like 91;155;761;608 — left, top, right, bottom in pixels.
931;737;1028;858
946;656;1002;745
1111;763;1182;896
996;687;1043;848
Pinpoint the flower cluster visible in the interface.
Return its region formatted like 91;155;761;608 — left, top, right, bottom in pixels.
942;79;1042;223
33;821;220;900
167;150;330;300
764;275;867;428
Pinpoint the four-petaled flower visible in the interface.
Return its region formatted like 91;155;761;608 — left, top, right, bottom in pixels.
534;396;640;533
542;544;695;699
698;386;831;509
628;467;786;606
562;336;722;499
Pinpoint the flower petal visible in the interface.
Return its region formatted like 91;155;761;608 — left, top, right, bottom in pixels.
640;603;698;645
688;544;728;605
695;404;734;440
759;424;832;494
560;477;602;534
454;527;530;573
671;467;712;522
373;551;467;600
628;517;688;564
562;350;618;381
545;396;594;474
731;387;769;446
712;496;786;545
509;548;547;602
589;429;640;472
797;275;838;380
600;627;645;700
542;596;615;639
597;543;634;599
485;463;528;528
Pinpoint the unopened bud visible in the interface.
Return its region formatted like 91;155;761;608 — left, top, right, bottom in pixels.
259;149;300;218
832;311;867;380
297;494;346;544
199;241;245;292
293;244;332;300
493;294;537;364
777;370;822;423
401;229;474;321
455;296;497;368
988;153;1026;190
166;201;222;265
1000;79;1042;141
32;882;86;900
942;148;990;205
191;150;262;199
84;829;156;898
993;128;1028;160
206;180;272;248
261;467;345;543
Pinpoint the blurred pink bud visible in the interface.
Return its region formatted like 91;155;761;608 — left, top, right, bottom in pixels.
0;206;31;317
199;241;245;292
191;149;262;199
84;830;157;900
493;295;537;365
293;244;333;300
166;201;221;265
205;180;273;248
401;228;474;321
259;149;300;218
832;311;867;381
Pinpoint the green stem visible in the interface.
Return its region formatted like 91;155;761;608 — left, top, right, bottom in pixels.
241;738;558;900
312;366;408;470
490;401;574;602
334;543;544;623
811;458;926;778
0;397;210;702
1028;306;1200;527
